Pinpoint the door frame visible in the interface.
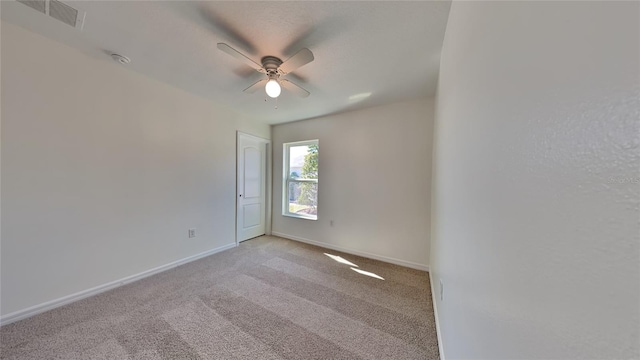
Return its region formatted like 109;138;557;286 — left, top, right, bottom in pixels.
236;131;272;246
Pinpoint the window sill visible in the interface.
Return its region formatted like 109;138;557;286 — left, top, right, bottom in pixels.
283;213;317;221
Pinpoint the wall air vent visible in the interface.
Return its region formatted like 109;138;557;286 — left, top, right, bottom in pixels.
16;0;85;30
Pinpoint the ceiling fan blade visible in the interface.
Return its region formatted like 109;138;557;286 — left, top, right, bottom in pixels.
217;43;263;72
243;78;268;93
279;48;314;74
280;79;310;98
199;6;257;55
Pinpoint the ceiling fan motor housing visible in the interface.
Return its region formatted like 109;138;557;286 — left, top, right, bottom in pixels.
261;56;283;75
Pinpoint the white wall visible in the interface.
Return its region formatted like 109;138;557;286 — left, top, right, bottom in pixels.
272;99;434;269
431;1;639;359
0;22;269;317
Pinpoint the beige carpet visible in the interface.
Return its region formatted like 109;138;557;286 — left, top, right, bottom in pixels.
0;236;439;359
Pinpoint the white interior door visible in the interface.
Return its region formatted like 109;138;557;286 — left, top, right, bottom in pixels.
237;132;268;242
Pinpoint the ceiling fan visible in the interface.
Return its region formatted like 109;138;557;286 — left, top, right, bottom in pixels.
217;43;314;99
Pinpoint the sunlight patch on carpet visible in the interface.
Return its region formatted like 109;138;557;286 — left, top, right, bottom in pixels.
350;267;384;280
324;253;359;267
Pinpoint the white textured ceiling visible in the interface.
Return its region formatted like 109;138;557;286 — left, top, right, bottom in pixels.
1;1;451;124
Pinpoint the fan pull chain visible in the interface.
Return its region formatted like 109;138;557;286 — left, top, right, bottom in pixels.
275;96;278;110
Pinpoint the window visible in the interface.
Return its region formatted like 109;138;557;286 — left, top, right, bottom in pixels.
283;140;318;220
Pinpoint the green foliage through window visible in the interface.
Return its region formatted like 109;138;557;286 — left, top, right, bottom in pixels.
298;144;318;211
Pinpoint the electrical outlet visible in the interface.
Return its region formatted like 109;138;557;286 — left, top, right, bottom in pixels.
188;228;196;238
440;280;444;301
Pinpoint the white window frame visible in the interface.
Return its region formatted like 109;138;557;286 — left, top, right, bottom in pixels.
283;139;319;220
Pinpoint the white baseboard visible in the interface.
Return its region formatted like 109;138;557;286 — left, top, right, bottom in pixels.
271;232;429;271
0;242;237;326
429;271;446;360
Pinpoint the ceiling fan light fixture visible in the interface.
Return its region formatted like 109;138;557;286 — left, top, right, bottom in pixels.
265;79;281;98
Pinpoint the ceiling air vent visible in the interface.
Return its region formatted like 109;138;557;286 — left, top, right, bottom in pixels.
16;0;45;13
16;0;85;30
49;0;78;27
